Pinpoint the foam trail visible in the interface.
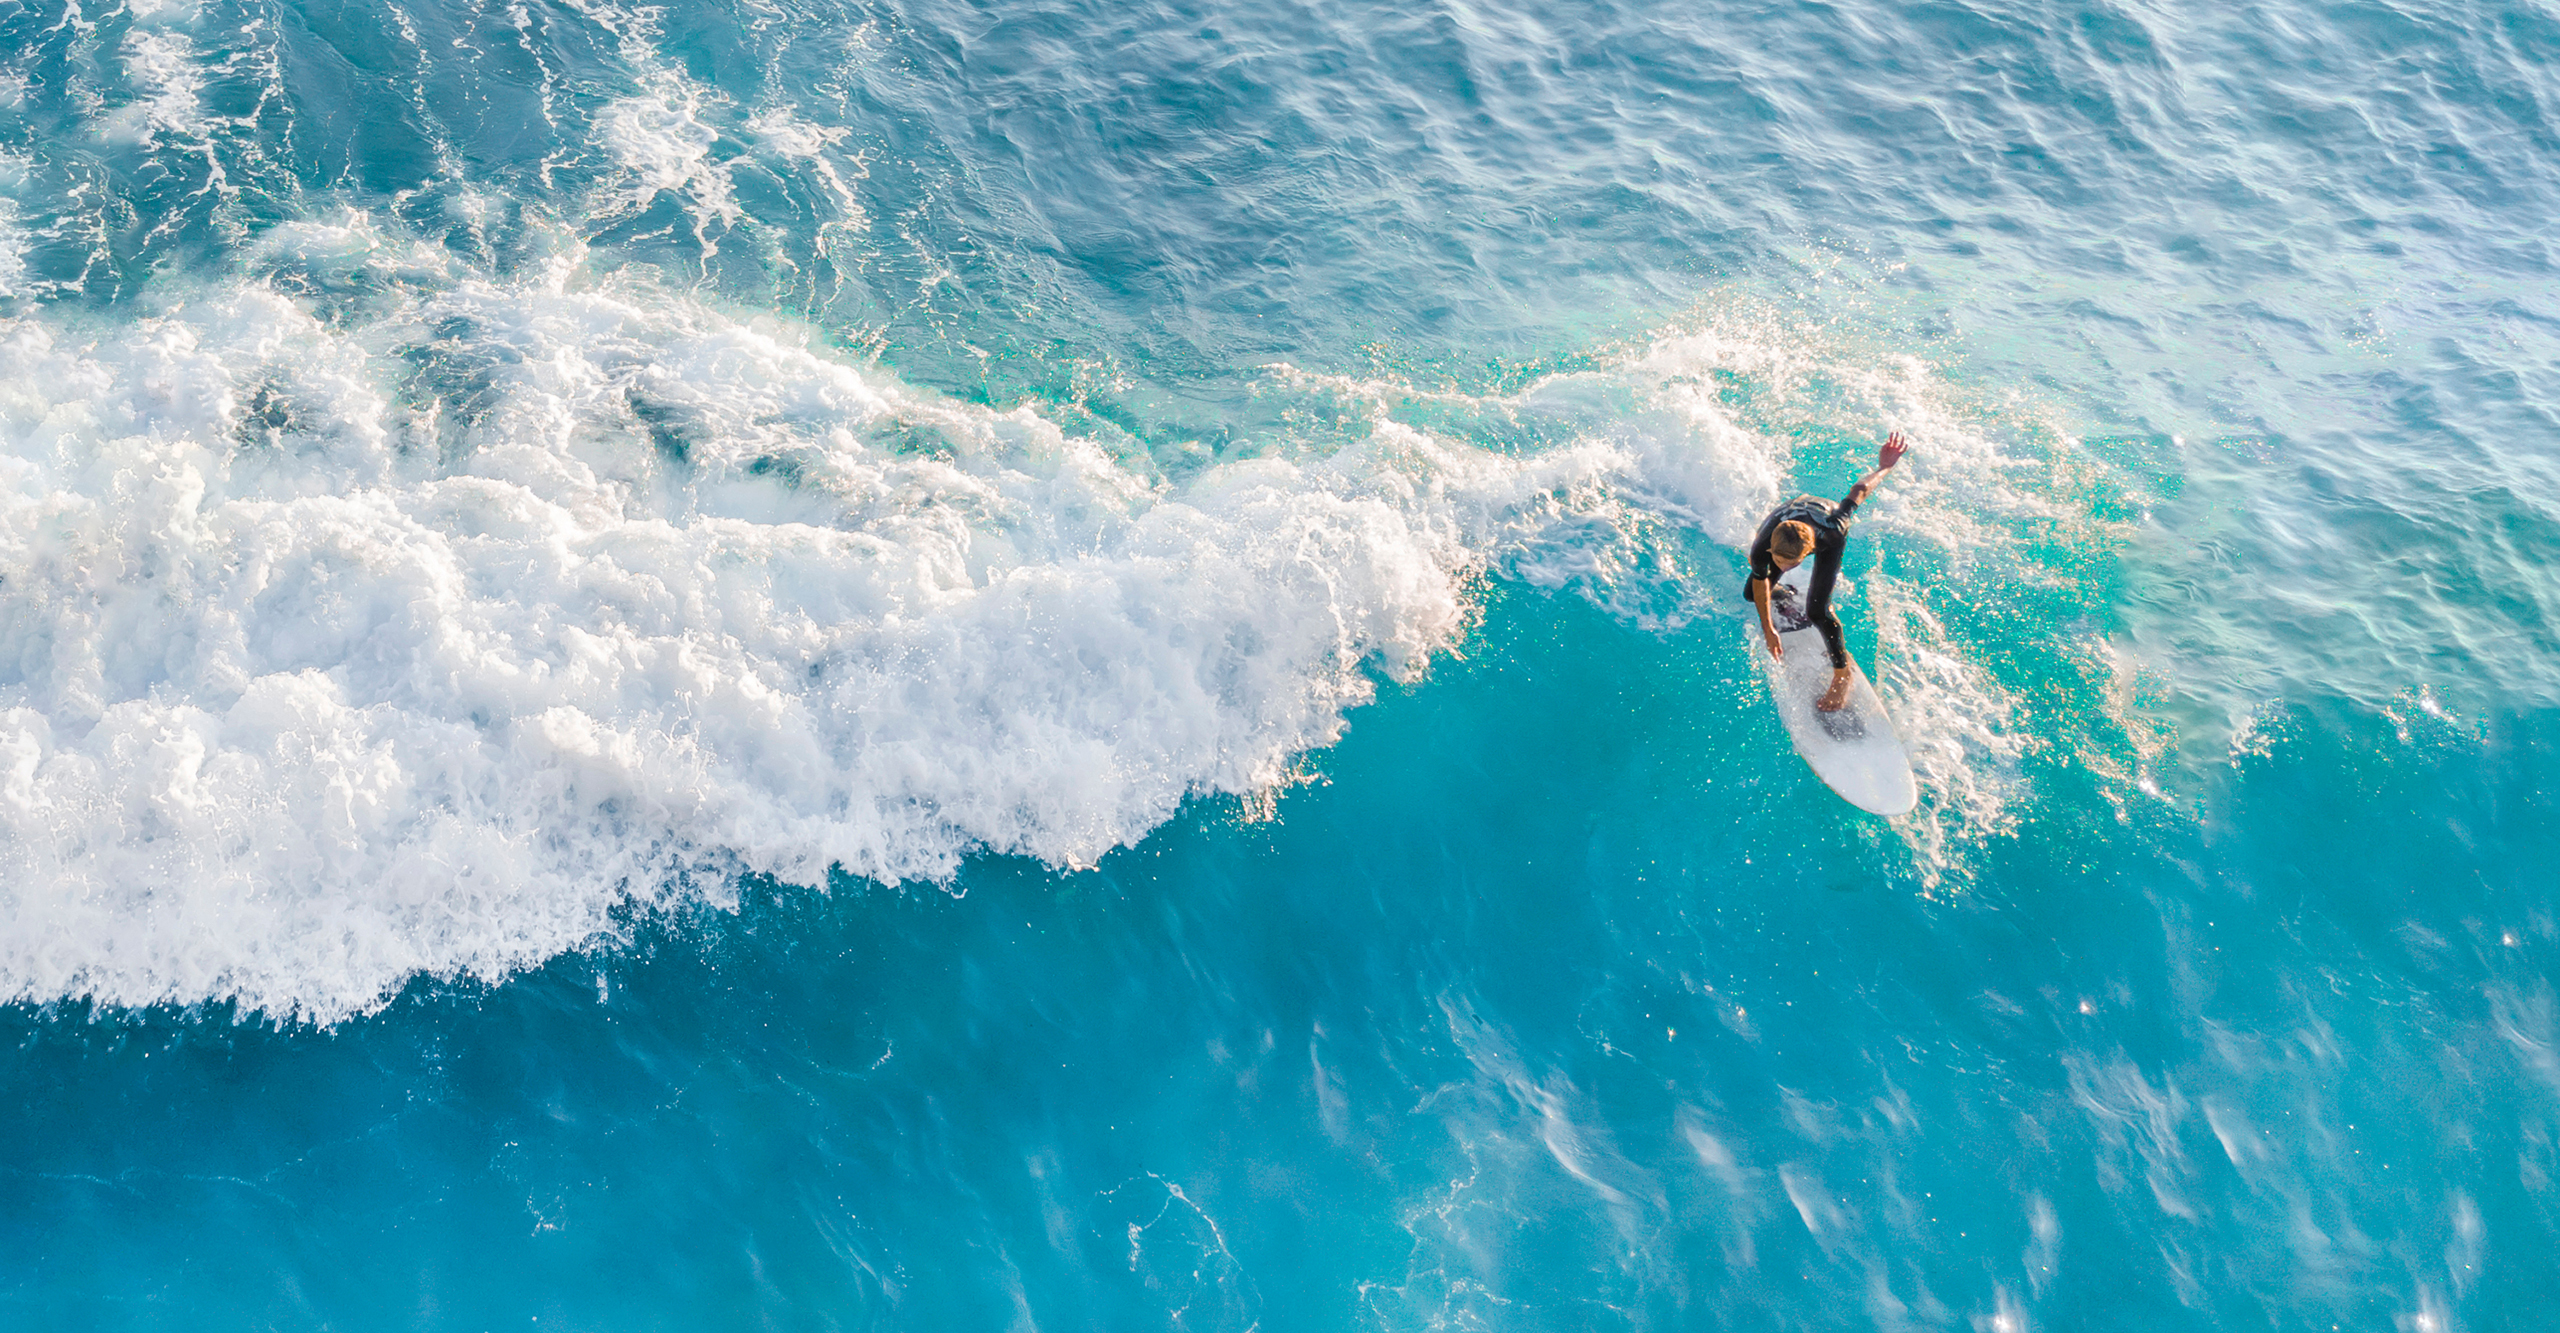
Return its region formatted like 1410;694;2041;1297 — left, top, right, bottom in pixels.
0;233;1614;1019
0;232;2050;1019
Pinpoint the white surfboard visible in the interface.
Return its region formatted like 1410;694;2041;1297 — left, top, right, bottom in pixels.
1751;560;1918;816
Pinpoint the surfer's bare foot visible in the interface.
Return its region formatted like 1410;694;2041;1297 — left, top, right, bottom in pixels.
1815;670;1852;712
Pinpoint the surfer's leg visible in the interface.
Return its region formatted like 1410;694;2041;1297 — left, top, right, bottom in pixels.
1813;607;1849;671
1810;608;1856;712
1800;548;1851;670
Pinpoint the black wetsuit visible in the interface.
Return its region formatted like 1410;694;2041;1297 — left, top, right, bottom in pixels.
1742;487;1864;670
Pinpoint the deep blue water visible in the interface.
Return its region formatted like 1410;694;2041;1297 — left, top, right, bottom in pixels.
2;0;2557;1327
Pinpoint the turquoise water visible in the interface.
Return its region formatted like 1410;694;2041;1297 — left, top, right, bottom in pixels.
2;0;2557;1326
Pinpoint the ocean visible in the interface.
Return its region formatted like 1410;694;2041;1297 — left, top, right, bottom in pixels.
1;0;2555;1326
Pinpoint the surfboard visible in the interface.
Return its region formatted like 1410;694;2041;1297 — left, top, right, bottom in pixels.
1751;560;1918;816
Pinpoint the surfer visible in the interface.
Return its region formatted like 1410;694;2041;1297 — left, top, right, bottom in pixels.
1744;433;1909;712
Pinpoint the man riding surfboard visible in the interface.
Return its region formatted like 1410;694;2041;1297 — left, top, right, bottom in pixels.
1744;433;1909;712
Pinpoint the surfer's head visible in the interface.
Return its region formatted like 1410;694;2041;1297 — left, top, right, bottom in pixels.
1770;520;1816;569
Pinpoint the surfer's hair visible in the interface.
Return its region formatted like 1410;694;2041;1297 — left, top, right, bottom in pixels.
1771;520;1816;562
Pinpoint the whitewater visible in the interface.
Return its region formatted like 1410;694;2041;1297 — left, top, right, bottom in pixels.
3;0;2556;1327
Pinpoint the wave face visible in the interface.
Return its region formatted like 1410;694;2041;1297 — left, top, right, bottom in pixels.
3;0;2558;1328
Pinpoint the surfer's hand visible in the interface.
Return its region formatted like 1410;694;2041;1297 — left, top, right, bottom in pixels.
1764;628;1784;659
1879;432;1908;470
1815;668;1852;712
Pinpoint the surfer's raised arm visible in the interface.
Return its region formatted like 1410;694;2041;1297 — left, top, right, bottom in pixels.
1838;432;1908;514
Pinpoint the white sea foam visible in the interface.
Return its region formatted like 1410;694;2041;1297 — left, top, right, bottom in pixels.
595;78;743;235
110;27;210;145
0;155;34;301
0;247;1513;1019
1868;574;2028;881
0;234;2044;1019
